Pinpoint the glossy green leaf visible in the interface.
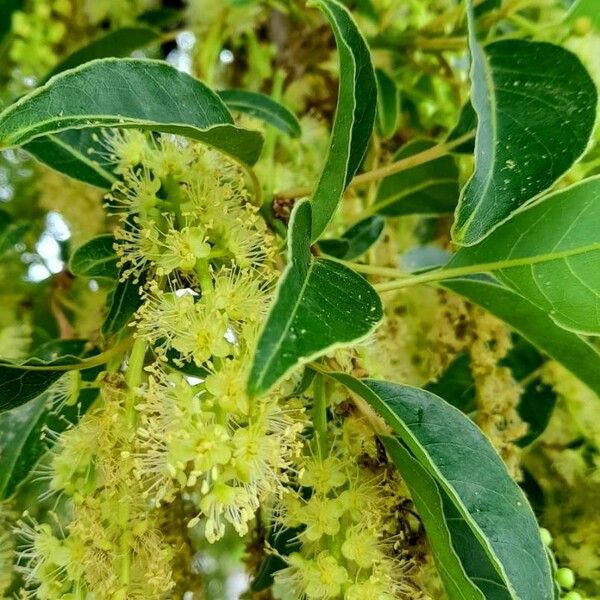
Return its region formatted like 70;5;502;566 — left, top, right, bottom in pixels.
373;139;459;216
69;234;118;280
308;0;377;241
453;2;597;245
382;437;487;600
0;379;97;499
137;7;182;27
102;271;145;337
441;276;600;397
218;89;301;138
318;215;384;259
43;27;160;81
375;68;399;139
0;340;99;412
247;200;382;397
328;372;554;600
0;58;264;166
449;177;600;335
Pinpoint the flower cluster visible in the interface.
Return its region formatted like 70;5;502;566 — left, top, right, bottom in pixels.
134;368;304;543
16;376;175;599
271;401;426;600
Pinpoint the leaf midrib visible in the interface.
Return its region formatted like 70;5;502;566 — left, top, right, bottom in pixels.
458;5;499;238
334;375;517;597
3;115;232;148
253;258;316;393
41;133;117;184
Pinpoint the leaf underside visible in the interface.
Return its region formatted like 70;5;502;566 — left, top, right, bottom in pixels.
449;177;600;336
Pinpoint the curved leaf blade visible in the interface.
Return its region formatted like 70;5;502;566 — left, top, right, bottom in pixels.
318;215;384;259
441;276;600;397
102;270;146;337
24;130;117;188
308;0;377;241
0;58;264;166
375;68;399;139
0;383;97;499
382;437;488;600
329;372;554;600
453;2;597;245
218;89;301;138
43;27;160;81
69;234;118;279
449;177;600;335
374;139;459;216
0;340;99;412
247;200;382;397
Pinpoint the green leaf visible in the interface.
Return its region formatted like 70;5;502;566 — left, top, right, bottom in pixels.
69;234;118;280
516;378;557;448
447;102;477;154
0;380;97;499
453;2;597;245
218;89;301;138
448;177;600;335
102;271;145;337
0;58;264;167
373;139;459;216
375;68;399;139
307;0;377;241
382;437;486;600
247;200;382;397
24;130;117;188
43;27;160;81
327;372;554;600
441;276;600;397
0;340;99;412
426;353;476;413
318;215;384;259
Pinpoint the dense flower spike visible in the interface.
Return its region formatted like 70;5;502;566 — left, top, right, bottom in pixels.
0;0;598;598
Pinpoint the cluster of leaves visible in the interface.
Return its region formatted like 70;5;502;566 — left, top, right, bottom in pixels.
0;0;599;598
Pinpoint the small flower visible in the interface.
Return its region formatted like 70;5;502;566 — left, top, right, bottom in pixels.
341;525;385;569
299;455;347;494
276;552;348;600
199;481;258;542
345;576;397;600
301;495;345;541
